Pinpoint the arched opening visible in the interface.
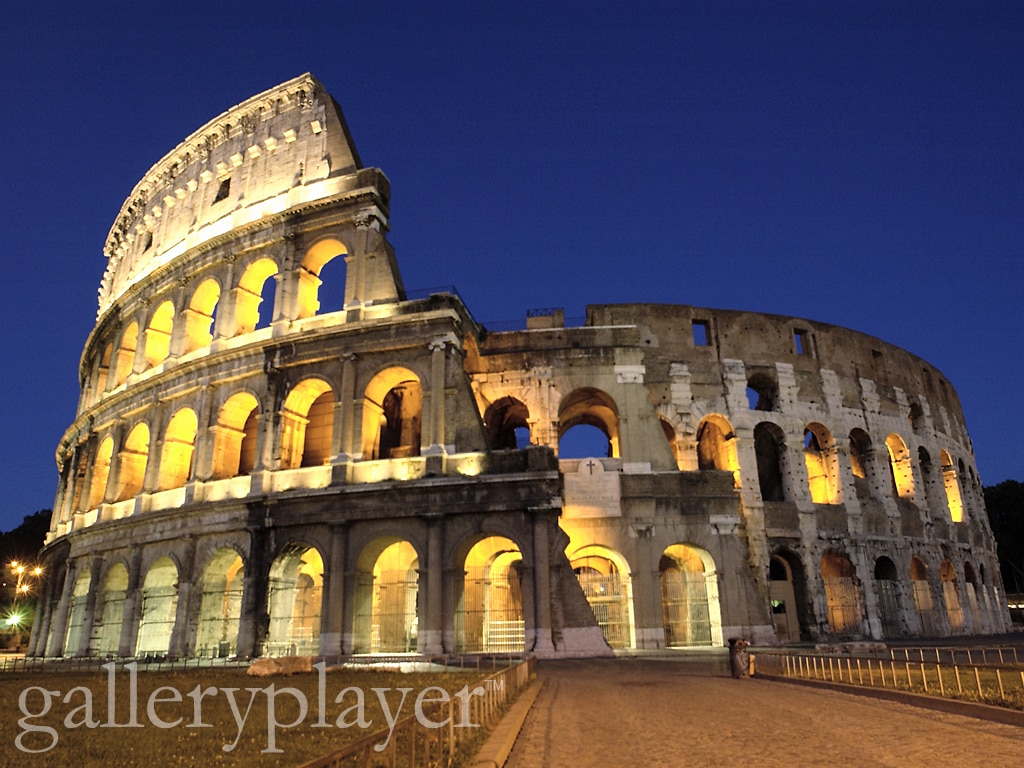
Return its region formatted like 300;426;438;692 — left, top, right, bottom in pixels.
873;556;903;638
266;545;323;656
910;556;938;636
754;422;786;502
558;388;619;459
211;392;260;479
183;278;220;353
456;536;524;653
940;450;964;523
115;423;150;501
194;548;244;658
353;540;419;653
63;570;91;657
569;546;634;649
769;553;805;643
297;239;348;318
885;433;914;499
917;447;944;516
697;415;740;487
659;417;685;470
136;557;178;657
963;561;984;631
804;423;840;504
234;257;279;335
94;563;128;656
848;428;873;500
143;300;175;368
280;379;335;469
95;343;112;397
940;558;963;631
87;437;114;509
157;408;197;490
820;552;863;636
361;368;422;460
659;544;722;648
483;396;531;450
113;322;138;387
746;372;777;411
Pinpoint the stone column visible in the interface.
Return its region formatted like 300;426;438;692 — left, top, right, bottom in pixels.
119;548;145;657
426;340;447;454
320;524;347;657
236;528;271;658
45;560;79;657
168;538;196;657
334;354;357;467
76;556;105;656
421;516;444;654
530;513;555;654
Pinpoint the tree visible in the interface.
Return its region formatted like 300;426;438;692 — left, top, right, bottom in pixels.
984;481;1024;593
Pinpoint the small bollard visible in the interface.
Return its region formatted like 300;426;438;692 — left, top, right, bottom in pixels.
728;637;750;679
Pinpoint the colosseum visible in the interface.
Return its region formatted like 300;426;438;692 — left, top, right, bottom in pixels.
29;73;1008;661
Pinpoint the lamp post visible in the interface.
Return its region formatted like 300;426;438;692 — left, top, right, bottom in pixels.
5;561;43;634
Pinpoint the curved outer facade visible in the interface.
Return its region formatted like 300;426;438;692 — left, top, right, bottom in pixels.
31;75;1008;660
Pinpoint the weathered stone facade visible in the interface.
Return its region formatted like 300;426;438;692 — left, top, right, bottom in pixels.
30;74;1008;660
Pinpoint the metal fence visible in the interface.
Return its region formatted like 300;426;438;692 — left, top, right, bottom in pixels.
297;656;536;768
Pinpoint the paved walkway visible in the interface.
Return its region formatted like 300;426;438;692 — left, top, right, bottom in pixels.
505;654;1024;768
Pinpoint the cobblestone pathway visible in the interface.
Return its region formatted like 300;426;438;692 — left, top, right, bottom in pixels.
505;656;1024;768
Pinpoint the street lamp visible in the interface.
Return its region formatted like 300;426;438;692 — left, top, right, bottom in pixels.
7;561;43;602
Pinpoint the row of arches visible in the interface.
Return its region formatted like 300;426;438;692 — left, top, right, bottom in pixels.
82;240;349;408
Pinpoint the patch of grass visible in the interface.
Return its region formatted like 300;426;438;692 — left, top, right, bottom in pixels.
0;665;489;767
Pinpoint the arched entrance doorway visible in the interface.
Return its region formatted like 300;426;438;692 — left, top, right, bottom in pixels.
94;563;128;656
569;546;634;649
194;548;244;658
456;536;524;652
873;557;903;638
940;559;963;631
266;545;323;656
353;540;419;653
136;557;178;656
820;552;863;636
659;544;722;648
910;556;939;636
769;554;801;643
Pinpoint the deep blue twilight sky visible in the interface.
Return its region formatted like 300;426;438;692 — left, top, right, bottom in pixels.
1;2;1022;532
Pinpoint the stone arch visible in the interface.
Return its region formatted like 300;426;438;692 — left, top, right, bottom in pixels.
940;449;964;523
280;377;336;469
194;547;245;658
568;544;635;649
558;387;620;459
352;538;421;653
483;396;531;450
456;535;525;653
659;544;723;648
746;371;777;411
940;558;963;631
116;422;150;501
769;550;808;643
361;366;422;460
297;238;348;319
136;556;179;656
143;299;175;368
848;428;875;500
87;436;114;509
885;433;914;499
819;551;863;636
183;277;221;353
63;569;91;656
696;415;739;487
157;407;198;490
211;391;261;479
963;561;984;631
803;422;840;504
94;561;129;656
910;555;938;636
265;543;324;656
873;556;903;638
754;422;786;502
235;257;279;334
112;321;138;387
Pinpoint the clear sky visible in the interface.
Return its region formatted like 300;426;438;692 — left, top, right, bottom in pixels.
1;1;1021;532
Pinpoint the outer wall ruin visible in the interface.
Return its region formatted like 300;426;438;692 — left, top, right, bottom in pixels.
30;74;1008;661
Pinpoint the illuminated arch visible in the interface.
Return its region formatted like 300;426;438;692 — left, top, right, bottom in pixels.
939;449;964;522
266;544;323;656
157;408;198;490
483;396;531;450
361;367;422;460
115;422;150;501
353;539;420;653
234;257;279;335
211;392;260;479
296;238;348;319
910;556;938;636
143;300;175;368
820;551;863;636
558;387;620;458
696;414;739;487
885;433;914;499
659;544;723;647
136;557;178;656
194;548;244;658
569;545;634;649
940;558;963;631
456;536;525;652
803;422;840;504
873;556;903;638
113;321;138;386
280;378;335;469
87;436;114;509
183;278;220;353
94;562;129;656
63;570;91;656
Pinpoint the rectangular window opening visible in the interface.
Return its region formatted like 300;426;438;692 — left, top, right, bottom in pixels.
794;329;809;356
213;178;231;203
692;320;710;347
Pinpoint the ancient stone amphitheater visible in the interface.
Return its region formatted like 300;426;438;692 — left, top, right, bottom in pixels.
29;74;1008;660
